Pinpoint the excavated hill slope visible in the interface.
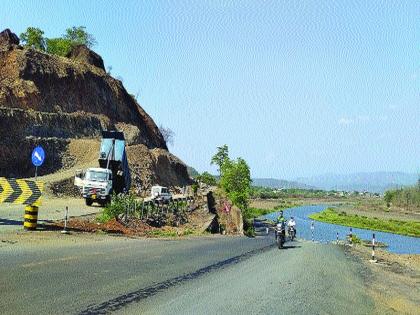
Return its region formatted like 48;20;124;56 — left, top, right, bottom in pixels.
0;28;191;192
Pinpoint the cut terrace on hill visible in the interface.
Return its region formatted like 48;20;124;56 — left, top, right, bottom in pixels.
0;28;191;194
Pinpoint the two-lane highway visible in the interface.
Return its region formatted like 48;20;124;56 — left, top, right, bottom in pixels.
0;233;376;314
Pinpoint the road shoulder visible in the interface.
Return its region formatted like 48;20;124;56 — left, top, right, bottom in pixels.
348;245;420;314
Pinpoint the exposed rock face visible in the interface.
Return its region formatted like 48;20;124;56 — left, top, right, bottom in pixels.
0;107;110;176
0;29;20;51
0;48;164;149
66;44;105;71
0;29;191;189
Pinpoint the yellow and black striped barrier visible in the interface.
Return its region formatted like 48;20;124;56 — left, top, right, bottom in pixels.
24;205;39;230
0;177;43;206
0;177;43;230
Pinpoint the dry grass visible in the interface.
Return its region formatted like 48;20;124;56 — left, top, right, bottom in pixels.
338;198;420;221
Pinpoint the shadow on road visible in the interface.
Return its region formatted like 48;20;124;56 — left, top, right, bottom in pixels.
0;218;91;234
0;218;23;226
279;244;302;250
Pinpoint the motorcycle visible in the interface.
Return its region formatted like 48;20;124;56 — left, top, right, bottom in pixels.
288;225;296;241
275;222;286;249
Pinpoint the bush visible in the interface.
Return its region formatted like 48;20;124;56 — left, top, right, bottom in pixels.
19;25;96;56
196;171;217;186
46;38;73;56
243;218;255;237
220;158;251;210
192;183;198;195
100;193;136;222
351;234;362;244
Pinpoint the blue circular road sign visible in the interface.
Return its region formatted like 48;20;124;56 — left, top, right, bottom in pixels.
31;146;45;167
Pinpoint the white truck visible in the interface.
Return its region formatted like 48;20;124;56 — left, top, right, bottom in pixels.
76;168;113;206
151;185;172;202
75;131;131;206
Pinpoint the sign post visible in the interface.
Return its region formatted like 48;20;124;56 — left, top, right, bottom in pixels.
61;206;70;234
31;146;45;180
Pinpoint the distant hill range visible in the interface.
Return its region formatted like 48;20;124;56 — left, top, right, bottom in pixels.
186;166;200;178
296;172;419;193
252;178;315;190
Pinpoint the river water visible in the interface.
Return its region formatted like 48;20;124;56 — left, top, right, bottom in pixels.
263;205;420;254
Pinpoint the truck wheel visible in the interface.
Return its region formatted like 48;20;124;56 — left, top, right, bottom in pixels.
85;198;93;206
100;197;110;207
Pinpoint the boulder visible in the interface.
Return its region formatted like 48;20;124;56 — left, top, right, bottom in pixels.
66;44;105;71
0;29;20;51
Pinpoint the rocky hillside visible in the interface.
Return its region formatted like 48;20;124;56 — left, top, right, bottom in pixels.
0;28;191;192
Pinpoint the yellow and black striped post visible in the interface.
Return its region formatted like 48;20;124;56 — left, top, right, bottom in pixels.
24;205;39;230
0;177;43;230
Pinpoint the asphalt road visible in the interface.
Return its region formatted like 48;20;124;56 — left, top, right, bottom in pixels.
0;234;375;315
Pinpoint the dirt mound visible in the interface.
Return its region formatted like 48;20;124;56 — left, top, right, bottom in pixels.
43;139;192;196
53;217;198;237
127;144;192;194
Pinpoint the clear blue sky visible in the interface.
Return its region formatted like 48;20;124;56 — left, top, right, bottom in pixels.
3;1;419;179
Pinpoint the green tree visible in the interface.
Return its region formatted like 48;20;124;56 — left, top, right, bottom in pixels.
196;171;217;186
211;144;229;178
63;26;96;48
220;157;252;210
45;38;73;56
19;27;46;50
384;190;396;207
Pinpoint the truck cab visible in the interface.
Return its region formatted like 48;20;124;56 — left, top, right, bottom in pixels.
80;168;113;206
151;186;172;202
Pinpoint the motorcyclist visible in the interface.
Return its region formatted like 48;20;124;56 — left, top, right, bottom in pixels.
275;211;286;240
276;211;286;224
287;216;297;238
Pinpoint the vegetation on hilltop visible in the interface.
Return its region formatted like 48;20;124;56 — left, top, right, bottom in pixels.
20;26;96;56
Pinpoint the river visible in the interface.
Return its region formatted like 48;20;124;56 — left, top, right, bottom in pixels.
263;205;420;254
